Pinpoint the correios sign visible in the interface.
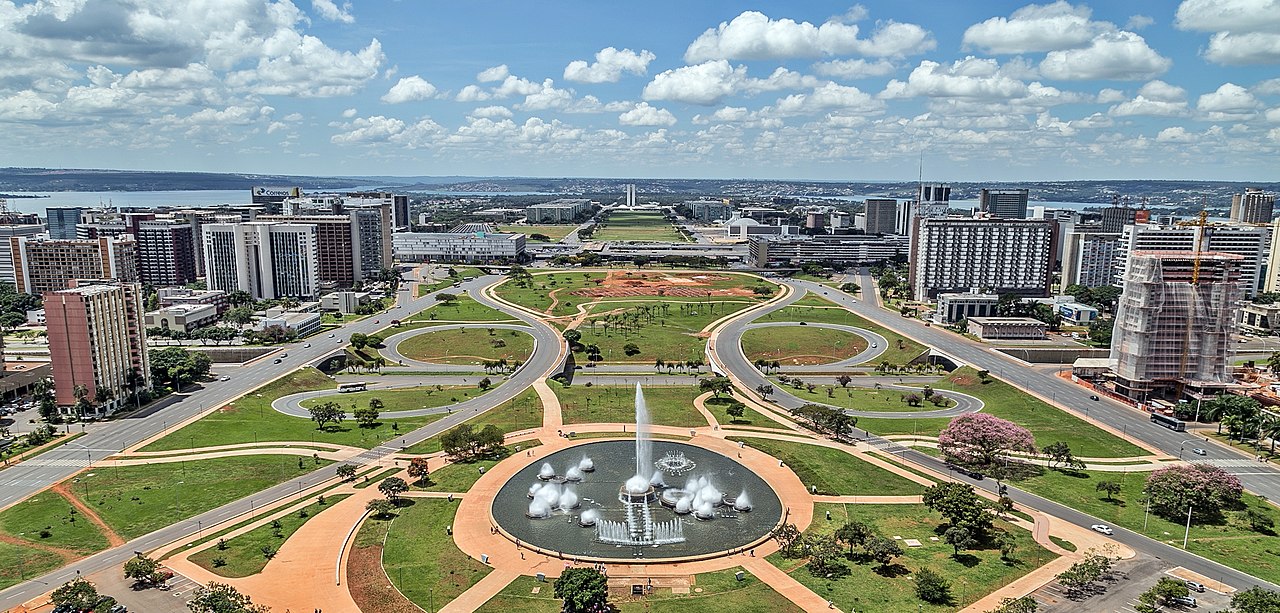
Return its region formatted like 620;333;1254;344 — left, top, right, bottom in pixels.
252;186;301;198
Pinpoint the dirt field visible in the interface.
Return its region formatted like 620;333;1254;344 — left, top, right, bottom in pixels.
567;270;756;298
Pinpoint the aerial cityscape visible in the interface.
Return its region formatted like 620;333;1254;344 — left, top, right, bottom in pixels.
1;1;1279;613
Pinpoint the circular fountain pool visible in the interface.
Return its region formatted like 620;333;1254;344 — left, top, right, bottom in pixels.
491;440;784;560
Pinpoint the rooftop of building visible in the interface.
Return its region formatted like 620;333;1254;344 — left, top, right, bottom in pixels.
968;317;1047;325
147;303;216;316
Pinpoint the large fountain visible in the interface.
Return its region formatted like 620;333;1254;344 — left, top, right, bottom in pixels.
494;384;783;560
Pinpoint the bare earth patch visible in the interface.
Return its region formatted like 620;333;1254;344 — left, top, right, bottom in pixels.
569;270;755;298
347;541;420;613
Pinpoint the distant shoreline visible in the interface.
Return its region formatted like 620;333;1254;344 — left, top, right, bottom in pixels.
0;194;48;199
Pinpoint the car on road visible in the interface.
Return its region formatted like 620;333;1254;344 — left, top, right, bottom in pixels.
219;376;230;381
1090;395;1100;401
304;343;311;348
1191;448;1207;456
1090;524;1114;535
1184;580;1205;592
279;353;287;358
328;333;335;337
273;358;282;364
871;343;878;348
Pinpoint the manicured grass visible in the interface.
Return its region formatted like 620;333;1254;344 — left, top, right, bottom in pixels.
574;298;757;364
727;437;926;496
411;443;541;493
402;386;544;455
383;498;491;611
141;369;445;451
189;495;350;577
0;489;110;554
770;503;1053;613
496;224;576;241
300;385;493;416
71;455;330;541
396;327;534;365
705;397;791;430
405;296;514;323
593;211;687;242
742;325;867;365
759;304;927;364
771;378;952;413
557;385;706;428
1015;467;1280;584
478;567;804;613
494;271;608;315
0;541;64;591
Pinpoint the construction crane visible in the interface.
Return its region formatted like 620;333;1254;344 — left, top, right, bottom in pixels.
1191;208;1209;284
1177;206;1210;403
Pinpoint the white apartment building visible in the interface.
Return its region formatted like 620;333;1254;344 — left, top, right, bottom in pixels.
910;217;1056;301
393;230;525;263
1061;230;1121;288
202;222;320;300
1117;223;1271;296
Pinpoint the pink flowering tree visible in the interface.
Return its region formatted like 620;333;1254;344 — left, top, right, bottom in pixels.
938;413;1036;469
1143;464;1243;521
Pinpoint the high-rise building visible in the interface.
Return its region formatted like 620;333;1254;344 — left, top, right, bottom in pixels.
1101;202;1148;234
136;219;196;286
1110;251;1242;402
11;236;139;295
1061;230;1122;288
258;214;360;288
393;230;525;263
0;224;46;285
979;188;1029;219
910;217;1057;300
202;222;319;300
625;184;637;207
1231;188;1275;224
917;183;951;217
347;203;393;278
1116;223;1271;296
45;281;149;415
863;199;898;235
394;194;410;228
46;207;83;240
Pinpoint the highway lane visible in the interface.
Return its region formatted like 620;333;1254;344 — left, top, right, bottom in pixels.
0;272;566;609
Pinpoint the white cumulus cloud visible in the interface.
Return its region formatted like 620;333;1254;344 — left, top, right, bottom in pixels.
962;1;1108;54
1197;82;1261;119
812;58;896;79
642;60;748;106
564;47;656;83
381;76;437;104
1039;31;1170;80
619;102;677;126
683;10;932;62
881;57;1029;100
312;0;354;23
1175;0;1280;65
477;65;511;83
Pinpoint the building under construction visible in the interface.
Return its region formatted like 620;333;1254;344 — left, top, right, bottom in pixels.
1110;251;1243;403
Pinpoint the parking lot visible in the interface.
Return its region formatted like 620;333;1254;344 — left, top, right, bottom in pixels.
79;566;200;613
1032;554;1234;612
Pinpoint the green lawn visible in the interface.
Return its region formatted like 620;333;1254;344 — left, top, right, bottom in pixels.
383;499;491;611
496;225;576;241
405;295;514;323
770;503;1053;613
741;325;867;365
478;567;804;613
0;541;64;591
411;443;541;493
141;369;450;452
494;271;608;315
300;385;493;417
0;489;110;554
557;385;706;427
188;495;350;577
705;397;791;430
402;386;544;455
727;437;926;496
593;212;687;242
396;327;534;365
772;379;951;413
1016;468;1280;584
574;298;757;364
758;304;927;364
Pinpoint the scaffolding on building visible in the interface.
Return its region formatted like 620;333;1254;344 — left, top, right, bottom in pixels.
1110;250;1243;402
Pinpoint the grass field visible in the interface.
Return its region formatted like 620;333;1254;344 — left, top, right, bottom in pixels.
140;369;448;452
401;386;544;455
593;211;687;242
0;541;64;590
494;271;608;315
771;379;954;413
557;385;706;427
405;296;514;323
383;499;491;611
741;325;867;365
727;437;926;496
496;225;576;241
574;298;757;364
770;503;1052;613
477;567;804;613
0;489;110;554
705;397;790;430
300;384;493;416
1016;467;1280;584
396;327;534;365
758;304;926;364
189;495;350;577
411;442;541;493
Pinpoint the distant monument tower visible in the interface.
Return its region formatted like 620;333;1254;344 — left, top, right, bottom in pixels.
625;184;637;207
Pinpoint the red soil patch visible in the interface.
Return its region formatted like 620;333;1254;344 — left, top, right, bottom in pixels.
51;483;126;547
569;270;755;298
347;542;420;613
0;530;80;564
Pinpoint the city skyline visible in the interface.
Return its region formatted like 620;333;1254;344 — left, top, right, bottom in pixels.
0;1;1277;181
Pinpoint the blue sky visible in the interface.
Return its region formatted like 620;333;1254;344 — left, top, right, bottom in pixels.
0;0;1277;181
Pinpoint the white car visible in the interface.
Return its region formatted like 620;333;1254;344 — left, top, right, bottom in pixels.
219;376;230;381
1090;524;1114;535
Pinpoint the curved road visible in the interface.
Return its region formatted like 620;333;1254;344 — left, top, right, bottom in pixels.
379;322;537;371
740;321;887;368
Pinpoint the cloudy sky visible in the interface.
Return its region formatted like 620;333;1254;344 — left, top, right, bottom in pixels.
1;0;1277;181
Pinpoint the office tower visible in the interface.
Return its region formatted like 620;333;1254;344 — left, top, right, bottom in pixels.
393;230;526;263
11;236;139;295
0;224;46;285
1110;251;1242;402
202;222;319;300
45;281;149;415
1231;188;1275;224
526;199;592;223
347;203;393;277
863;199;898;235
910;217;1057;300
625;184;637;207
135;219;196;286
917;183;950;217
46;207;83;240
258;214;361;288
1117;223;1270;296
1101;202;1148;233
394;194;410;228
1061;230;1122;288
979;188;1030;219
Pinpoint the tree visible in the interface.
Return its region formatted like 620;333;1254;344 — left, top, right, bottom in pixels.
1095;480;1122;501
724;402;746;422
755;384;773;399
771;523;803;558
554;567;609;613
563;329;582;346
804;533;847;577
1136;577;1190;613
914;567;952;604
864;535;903;569
436;292;459;305
308;402;346;430
1202;393;1262;436
226;290;253;306
1246;509;1275;533
990;595;1039;613
698;376;733;399
943;525;977;557
1088;317;1114;345
977;370;991;383
994;529;1019;561
149;347;213;390
1231;586;1280;613
1143;463;1243;521
379;477;408;502
622;342;641;356
222;305;255;326
752;285;774;297
923;482;992;535
124;553;164;586
187;582;270;613
34;377;58;421
1043;441;1084;470
836;374;852;388
407;457;431;485
938;413;1036;470
478;376;493;390
366;498;395;517
336;464;357;481
840;282;860;293
51;577;100;611
834;520;873;556
349;333;368;350
353;405;380;428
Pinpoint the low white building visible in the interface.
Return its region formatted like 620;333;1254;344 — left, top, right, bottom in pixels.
144;304;219;332
393;230;525;263
1058;302;1099;325
934;291;999;324
258;312;322;336
1240;302;1280;333
322;291;372;314
967;317;1048;340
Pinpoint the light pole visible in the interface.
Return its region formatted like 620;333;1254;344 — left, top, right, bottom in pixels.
1183;505;1193;549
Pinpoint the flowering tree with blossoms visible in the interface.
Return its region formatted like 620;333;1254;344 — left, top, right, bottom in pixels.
1144;463;1243;521
938;413;1036;469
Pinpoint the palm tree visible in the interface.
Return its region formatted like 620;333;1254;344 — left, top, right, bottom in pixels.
1262;414;1280;455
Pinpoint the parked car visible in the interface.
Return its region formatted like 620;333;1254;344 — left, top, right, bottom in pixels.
1184;580;1206;592
1172;595;1197;607
1090;524;1114;535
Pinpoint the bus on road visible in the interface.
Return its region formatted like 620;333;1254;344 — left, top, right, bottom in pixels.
338;382;368;393
1150;413;1186;431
